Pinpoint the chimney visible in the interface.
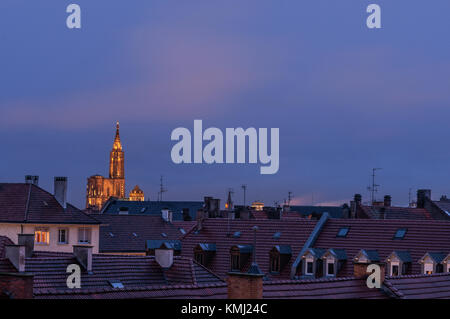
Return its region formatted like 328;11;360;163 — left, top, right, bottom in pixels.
353;263;385;284
383;195;391;207
227;272;264;299
354;194;362;206
25;175;39;186
196;209;206;231
5;245;26;272
155;246;174;269
54;177;68;209
18;234;34;258
73;245;93;273
417;189;431;208
161;208;173;223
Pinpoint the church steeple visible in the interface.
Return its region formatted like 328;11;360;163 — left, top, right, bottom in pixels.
109;121;125;179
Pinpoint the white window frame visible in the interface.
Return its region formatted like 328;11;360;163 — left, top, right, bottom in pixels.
305;257;314;275
78;227;92;244
326;259;336;276
390;261;400;276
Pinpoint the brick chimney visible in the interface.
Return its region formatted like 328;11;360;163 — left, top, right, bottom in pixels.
384;195;392;207
73;245;93;273
196;208;206;231
5;245;26;272
18;234;34;258
417;189;431;208
54;177;68;209
227;272;264;299
354;263;385;284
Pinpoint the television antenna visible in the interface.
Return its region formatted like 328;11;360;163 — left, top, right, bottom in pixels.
367;168;382;205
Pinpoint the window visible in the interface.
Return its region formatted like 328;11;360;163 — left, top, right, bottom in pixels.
195;253;205;266
231;254;240;271
78;228;91;244
436;264;444;273
58;229;68;244
35;228;49;245
392;265;399;276
273;232;281;239
394;228;407;239
327;262;335;275
424;262;433;275
336;227;349;238
270;253;280;273
305;260;314;275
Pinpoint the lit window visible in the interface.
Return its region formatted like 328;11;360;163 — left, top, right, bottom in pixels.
336;227;349;238
78;228;91;244
58;229;68;244
424;262;433;275
394;228;407;239
35;229;50;245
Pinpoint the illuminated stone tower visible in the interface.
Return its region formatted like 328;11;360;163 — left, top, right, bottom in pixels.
86;122;126;211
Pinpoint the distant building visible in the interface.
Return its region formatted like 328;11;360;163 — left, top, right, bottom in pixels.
86;122;126;211
129;185;145;201
0;177;101;253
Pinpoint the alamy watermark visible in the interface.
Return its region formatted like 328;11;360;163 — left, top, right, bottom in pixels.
170;120;279;175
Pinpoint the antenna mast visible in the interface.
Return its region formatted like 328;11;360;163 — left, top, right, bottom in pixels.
288;192;292;206
158;175;167;201
368;168;382;205
241;185;247;207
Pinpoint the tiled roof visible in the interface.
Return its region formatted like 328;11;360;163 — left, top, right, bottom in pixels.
312;219;450;276
93;214;196;253
0;236;14;258
289;206;345;219
180;218;317;280
384;273;450;299
101;199;203;221
0;183;99;225
263;277;387;299
360;205;432;220
0;252;224;298
433;201;450;218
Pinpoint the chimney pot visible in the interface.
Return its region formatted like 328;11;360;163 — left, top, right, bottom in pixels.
155;247;174;269
25;175;39;186
384;195;392;207
73;245;93;273
54;177;68;209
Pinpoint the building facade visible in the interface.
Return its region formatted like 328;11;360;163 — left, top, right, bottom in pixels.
86;122;126;211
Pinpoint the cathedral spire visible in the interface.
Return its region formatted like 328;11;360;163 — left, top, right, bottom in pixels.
113;121;122;151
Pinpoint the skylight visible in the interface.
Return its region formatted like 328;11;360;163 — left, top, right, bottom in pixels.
394;228;407;239
109;232;115;237
132;233;138;237
179;228;186;235
109;280;124;289
336;227;349;238
140;207;147;213
273;232;281;239
161;232;168;238
233;231;241;238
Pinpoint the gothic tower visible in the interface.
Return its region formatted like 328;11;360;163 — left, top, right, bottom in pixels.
86;122;126;211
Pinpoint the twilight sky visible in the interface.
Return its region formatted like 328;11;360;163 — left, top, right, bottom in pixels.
1;0;450;208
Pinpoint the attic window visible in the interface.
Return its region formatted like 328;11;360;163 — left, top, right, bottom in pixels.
109;280;124;289
336;227;349;238
273;232;281;239
394;228;407;239
233;231;241;238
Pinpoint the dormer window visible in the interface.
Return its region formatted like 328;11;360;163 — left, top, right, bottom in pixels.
419;252;445;275
385;251;411;276
194;243;216;266
269;246;292;274
301;248;326;277
322;249;347;277
230;245;252;272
